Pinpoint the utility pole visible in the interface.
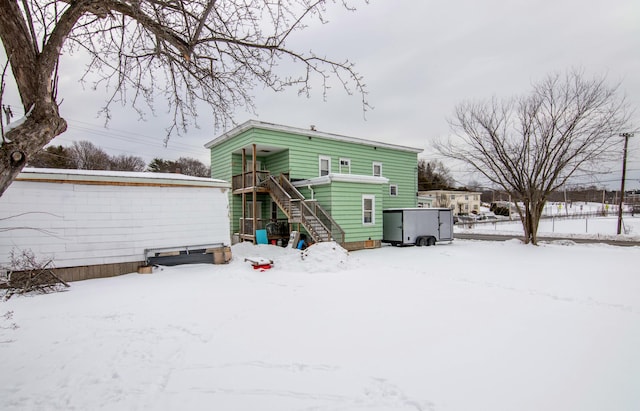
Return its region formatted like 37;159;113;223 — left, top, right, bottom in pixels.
2;105;13;125
617;133;634;235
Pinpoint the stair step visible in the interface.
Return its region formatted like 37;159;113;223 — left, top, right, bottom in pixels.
266;174;340;244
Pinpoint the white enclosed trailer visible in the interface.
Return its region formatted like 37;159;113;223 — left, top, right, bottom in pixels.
382;208;454;246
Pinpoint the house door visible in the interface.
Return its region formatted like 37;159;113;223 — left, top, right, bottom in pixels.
245;160;262;172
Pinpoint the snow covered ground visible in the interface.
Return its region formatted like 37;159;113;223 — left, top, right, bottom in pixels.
2;235;639;411
457;213;640;241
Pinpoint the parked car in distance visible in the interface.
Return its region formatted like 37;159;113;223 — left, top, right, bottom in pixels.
478;212;498;221
457;211;500;223
456;214;476;223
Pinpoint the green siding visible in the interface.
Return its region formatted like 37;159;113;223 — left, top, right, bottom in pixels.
208;123;420;241
327;182;384;243
301;181;384;243
263;149;289;176
295;182;383;243
377;149;419;209
311;186;331;212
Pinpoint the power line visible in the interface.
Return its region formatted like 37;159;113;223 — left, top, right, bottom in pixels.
1;104;211;159
57;127;206;156
66;118;208;151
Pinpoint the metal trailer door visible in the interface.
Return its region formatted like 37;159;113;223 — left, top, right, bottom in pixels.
383;210;404;243
438;209;453;240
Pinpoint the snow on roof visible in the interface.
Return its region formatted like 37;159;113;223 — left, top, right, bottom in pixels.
17;167;230;188
204;119;424;154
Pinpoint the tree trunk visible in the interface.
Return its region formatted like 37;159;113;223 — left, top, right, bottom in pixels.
521;201;533;244
528;205;539;245
1;110;67;196
0;1;69;196
522;198;546;245
531;200;546;245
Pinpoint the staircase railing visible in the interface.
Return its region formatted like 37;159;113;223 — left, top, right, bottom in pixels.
265;175;293;217
273;174;345;244
276;175;305;201
302;201;345;244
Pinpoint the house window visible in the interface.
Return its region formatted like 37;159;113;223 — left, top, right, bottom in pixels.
362;195;375;225
339;158;351;174
372;162;382;177
319;155;331;177
390;185;398;196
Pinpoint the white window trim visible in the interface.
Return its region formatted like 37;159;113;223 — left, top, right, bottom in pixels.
390;184;398;197
319;155;331;177
372;161;383;177
339;158;351;174
362;194;375;225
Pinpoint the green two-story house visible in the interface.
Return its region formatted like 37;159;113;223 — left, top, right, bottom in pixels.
205;120;422;251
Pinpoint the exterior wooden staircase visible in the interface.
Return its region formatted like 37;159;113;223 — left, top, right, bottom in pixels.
265;174;345;244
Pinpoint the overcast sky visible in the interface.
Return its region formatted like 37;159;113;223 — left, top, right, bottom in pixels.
3;0;640;188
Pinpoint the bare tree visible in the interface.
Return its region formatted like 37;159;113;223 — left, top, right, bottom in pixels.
435;193;452;209
175;157;209;178
68;140;111;170
109;154;145;172
436;70;632;245
0;1;368;196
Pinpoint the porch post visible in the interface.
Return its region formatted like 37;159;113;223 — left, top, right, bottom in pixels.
241;148;246;238
252;144;257;241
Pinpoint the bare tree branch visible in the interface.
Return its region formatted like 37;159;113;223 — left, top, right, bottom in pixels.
436;70;632;244
0;0;370;196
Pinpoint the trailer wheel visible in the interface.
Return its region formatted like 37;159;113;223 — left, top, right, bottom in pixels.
427;237;436;246
416;237;428;247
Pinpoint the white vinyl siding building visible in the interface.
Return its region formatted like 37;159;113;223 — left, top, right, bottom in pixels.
0;168;231;280
417;189;482;215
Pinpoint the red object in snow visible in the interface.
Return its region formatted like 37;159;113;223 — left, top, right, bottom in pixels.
244;257;274;271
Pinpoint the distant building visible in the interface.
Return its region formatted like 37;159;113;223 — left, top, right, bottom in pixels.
416;194;435;208
418;190;482;215
627;191;640;205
